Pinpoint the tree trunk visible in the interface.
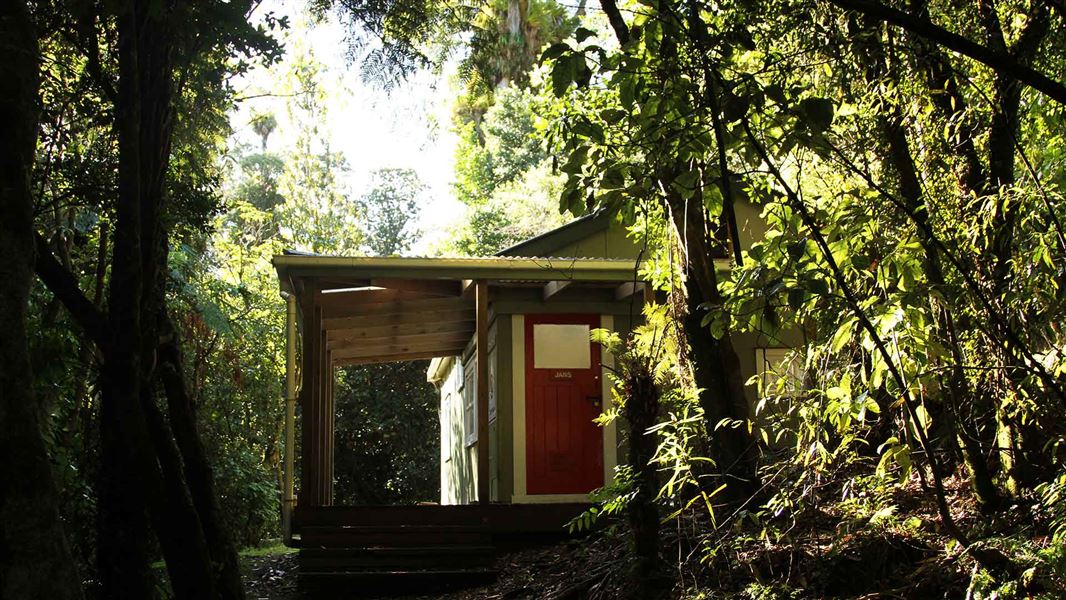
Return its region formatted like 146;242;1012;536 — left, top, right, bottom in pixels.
158;306;247;600
96;2;219;596
0;3;84;597
28;1;248;596
623;361;664;598
847;15;1002;511
667;194;760;502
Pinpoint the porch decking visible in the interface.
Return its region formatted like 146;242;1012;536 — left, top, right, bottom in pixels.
293;503;590;590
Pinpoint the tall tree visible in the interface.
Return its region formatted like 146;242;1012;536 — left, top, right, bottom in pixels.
361;167;423;256
544;0;1066;570
0;2;84;597
30;0;281;596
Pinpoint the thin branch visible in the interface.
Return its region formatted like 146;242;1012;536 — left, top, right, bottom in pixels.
823;0;1066;105
33;232;109;351
740;117;970;547
599;0;630;46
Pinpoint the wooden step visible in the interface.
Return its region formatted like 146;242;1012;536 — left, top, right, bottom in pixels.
297;568;497;596
298;545;494;571
296;505;490;528
300;524;491;548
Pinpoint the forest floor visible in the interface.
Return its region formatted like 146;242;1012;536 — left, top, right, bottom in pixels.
241;474;1064;599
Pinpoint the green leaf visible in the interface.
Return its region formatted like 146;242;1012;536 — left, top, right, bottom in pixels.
551;55;577;97
808;278;829;296
541;42;570;61
619;77;636;110
798;97;835;133
575;27;596;43
723;92;750;122
673;169;700;190
601;165;626;189
765;84;787;105
831;317;856;352
574;54;592;88
572;118;604;143
559;185;583;214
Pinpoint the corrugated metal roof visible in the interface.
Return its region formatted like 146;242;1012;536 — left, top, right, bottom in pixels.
495;208;612;257
273;254;645;293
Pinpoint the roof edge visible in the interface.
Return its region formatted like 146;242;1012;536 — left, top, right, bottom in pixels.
496;208;613;258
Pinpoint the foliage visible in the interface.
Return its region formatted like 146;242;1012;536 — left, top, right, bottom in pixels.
444;86;570;255
170;227;286;548
360;168;424;256
532;0;1066;593
274;47;365;254
333;362;440;505
455;0;578;120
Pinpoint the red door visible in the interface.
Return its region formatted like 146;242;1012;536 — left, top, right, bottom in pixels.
525;314;604;495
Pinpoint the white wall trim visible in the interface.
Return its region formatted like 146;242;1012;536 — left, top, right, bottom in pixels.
512;315;527;498
511;493;591;504
600;314;618;486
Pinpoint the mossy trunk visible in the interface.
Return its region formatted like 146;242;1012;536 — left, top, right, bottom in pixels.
623;362;663;598
0;4;84;597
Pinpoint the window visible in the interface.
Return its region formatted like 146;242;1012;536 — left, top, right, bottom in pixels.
756;348;803;397
488;347;497;423
463;359;477;447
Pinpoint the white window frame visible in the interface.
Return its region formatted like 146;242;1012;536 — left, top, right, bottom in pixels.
755;348;803;397
463;359;477;447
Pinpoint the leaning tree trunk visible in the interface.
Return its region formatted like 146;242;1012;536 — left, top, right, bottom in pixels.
845;18;1002;512
666;193;761;503
158;297;246;599
622;359;663;598
0;3;84;598
101;1;220;597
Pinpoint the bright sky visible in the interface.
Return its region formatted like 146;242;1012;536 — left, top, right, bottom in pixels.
230;0;465;255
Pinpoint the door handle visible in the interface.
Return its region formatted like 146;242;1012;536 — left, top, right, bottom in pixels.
587;396;601;407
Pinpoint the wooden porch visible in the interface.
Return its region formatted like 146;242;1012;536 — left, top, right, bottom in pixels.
273;254;646;589
293;503;590;589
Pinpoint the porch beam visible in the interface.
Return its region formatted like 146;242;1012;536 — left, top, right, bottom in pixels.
332;348;466;367
319;321;331;505
316;278;372;291
542;280;572;300
320;297;470;320
614;281;645;300
322;307;474;332
332;346;467;362
370;278;462;296
326;352;335;505
328;331;473;357
476;280;490;504
282;293;297;543
325;319;475;343
317;288;432;311
460;279;476;301
300;286;322;507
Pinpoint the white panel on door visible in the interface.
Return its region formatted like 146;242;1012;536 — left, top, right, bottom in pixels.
532;324;591;369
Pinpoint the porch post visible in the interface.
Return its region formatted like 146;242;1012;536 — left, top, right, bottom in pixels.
282;292;297;543
325;346;334;505
319;320;331;505
476;280;490;504
300;284;322;506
